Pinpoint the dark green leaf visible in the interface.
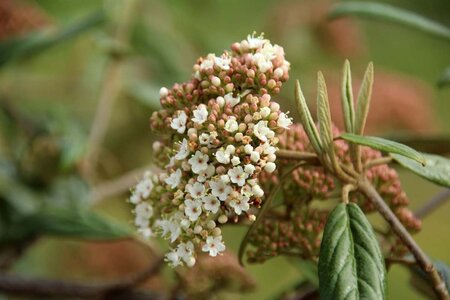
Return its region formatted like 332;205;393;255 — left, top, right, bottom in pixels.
340;133;425;165
0;11;105;67
329;2;450;41
319;203;386;300
392;153;450;187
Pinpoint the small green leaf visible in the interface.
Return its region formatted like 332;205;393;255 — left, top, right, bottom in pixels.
3;208;132;242
319;203;386;300
329;2;450;41
354;62;373;135
340;133;425;165
392;153;450;188
317;72;333;152
341;60;355;133
295;80;323;154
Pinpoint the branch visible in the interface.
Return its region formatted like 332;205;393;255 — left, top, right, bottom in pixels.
357;179;449;300
82;0;138;182
0;257;163;299
415;188;450;219
276;149;319;163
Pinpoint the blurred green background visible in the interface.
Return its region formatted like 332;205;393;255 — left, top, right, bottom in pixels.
0;0;449;299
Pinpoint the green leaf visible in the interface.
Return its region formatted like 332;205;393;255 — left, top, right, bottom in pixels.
438;66;450;89
316;72;333;152
2;207;132;243
341;60;355;133
354;62;373;135
329;2;450;41
319;203;387;300
295;80;323;154
340;133;425;165
0;11;105;67
392;153;450;188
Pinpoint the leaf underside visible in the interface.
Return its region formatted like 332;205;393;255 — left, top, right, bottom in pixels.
319;203;386;300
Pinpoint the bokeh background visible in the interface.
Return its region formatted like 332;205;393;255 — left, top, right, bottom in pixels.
0;0;449;299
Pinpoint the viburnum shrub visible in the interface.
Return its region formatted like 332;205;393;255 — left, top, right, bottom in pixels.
130;34;450;299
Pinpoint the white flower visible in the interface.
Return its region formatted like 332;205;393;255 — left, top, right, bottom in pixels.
225;117;238;132
229;195;250;215
214;55;231;70
247;33;267;49
202;236;226;257
252;184;264;197
220;174;230;183
159;87;169;98
188;151;209;174
184;199;203;221
197;164;215;182
262;144;277;155
277;112;293;129
231;156;240;166
244;164;255;174
224;93;240;107
226;145;236;154
175;138;190;160
250;151;260;163
138;227;154;239
165;169;182;189
209;179;232;201
165;250;182;267
192;104;208;124
252;53;273;72
211;76;221;87
202;195;220;213
156;219;181;242
135;215;149;228
228;166;249;186
260;43;278;60
260;107;271;118
199;133;210;145
171;111;187;134
215;148;231;164
244;144;253;154
135;202;153;219
134;177;153;199
177;241;195;264
264;162;276;173
253;120;274;142
129;193;140;204
186;182;206;199
165;156;176;168
200;54;215;70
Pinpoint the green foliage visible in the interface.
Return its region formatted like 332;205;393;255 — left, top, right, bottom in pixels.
318;203;386;300
0;11;105;68
316;72;333;154
341;60;355;133
392;153;450;188
354;63;373;136
340;133;426;165
329;2;450;41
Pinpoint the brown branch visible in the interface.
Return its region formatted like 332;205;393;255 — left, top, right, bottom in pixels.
0;257;163;299
276;149;319;163
415;189;450;219
358;179;449;300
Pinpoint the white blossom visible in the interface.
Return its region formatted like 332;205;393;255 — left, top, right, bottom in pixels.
228;166;249;186
277;112;293;129
244;164;255;174
229;196;250;215
199;133;210;145
184;199;203;221
214;55;231;70
165;169;182;189
202;195;220;213
186;182;206;199
224;93;240;107
202;236;226;257
247;33;267;49
231;156;240;166
252;184;264;197
177;241;195;264
264;162;276;173
209;179;232;201
171;111;187;134
188;151;209;174
224;117;238;132
216;148;230;164
175;138;190;160
253;120;274;142
159;87;169;98
165;250;182;267
197;164;215;182
200;54;215;70
192;104;208;124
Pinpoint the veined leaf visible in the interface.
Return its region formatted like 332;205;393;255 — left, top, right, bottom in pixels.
319;203;386;300
392;153;450;187
295;80;323;154
341;60;355;133
340;133;425;165
317;72;333;152
329;2;450;41
354;62;373;135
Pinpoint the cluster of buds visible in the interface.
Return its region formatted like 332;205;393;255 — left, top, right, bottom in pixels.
249;124;421;263
130;33;292;267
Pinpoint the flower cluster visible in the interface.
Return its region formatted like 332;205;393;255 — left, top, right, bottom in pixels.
248;124;421;263
130;33;292;267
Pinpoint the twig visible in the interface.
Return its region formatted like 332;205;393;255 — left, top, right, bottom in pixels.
415;189;450;219
82;0;138;182
276;149;319;163
90;164;158;205
357;179;449;300
0;257;163;299
364;156;393;169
